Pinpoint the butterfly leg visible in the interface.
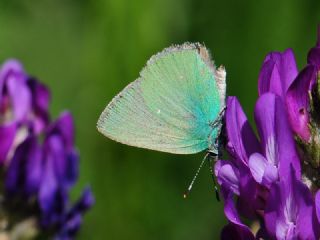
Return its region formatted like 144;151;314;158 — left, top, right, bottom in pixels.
209;107;226;129
208;107;226;155
206;152;220;201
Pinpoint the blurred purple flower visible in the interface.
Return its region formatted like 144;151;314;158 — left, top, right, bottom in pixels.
0;59;93;239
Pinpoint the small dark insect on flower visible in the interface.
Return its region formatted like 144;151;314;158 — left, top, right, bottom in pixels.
0;60;94;239
215;26;320;239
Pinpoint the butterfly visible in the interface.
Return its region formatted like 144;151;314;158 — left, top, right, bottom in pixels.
97;43;226;197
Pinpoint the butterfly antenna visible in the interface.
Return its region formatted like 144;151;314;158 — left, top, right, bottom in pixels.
183;153;208;199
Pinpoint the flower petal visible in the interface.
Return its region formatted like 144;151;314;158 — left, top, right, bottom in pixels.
0;60;32;123
221;191;255;239
308;47;320;69
25;138;43;195
316;190;320;224
307;26;320;68
0;60;25;102
215;160;240;195
0;123;16;164
5;136;41;196
249;152;277;187
48;112;74;151
255;93;301;179
221;223;255;240
7;72;31;122
54;213;83;239
261;163;278;187
248;153;267;183
70;186;95;214
258;49;298;100
225;97;260;166
45;136;78;188
286;65;317;141
39;158;68;227
27;78;50;133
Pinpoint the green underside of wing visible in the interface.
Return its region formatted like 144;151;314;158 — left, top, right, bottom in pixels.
97;45;222;154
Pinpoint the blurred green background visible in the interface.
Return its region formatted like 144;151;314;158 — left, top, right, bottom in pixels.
0;0;319;239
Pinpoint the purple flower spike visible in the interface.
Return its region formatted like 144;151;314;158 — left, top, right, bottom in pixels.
0;58;93;238
258;49;298;100
264;166;319;239
286;65;317;141
249;93;301;187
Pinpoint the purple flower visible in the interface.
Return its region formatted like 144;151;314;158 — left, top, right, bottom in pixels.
217;26;320;239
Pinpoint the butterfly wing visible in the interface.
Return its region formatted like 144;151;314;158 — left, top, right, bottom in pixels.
97;43;226;154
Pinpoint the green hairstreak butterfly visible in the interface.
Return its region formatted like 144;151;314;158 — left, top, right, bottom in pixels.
97;43;226;197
